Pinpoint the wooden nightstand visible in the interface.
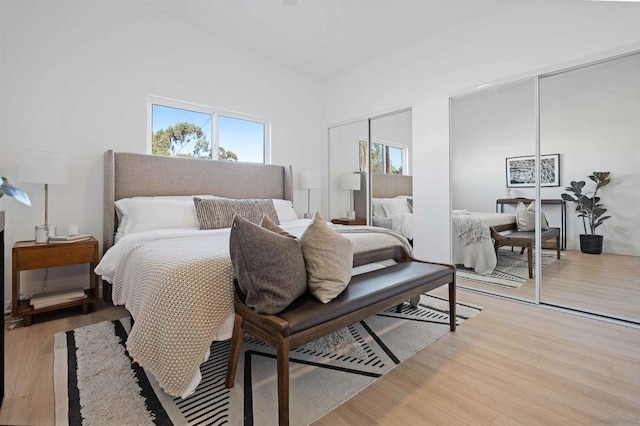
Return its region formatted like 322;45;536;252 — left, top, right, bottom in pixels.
12;237;100;326
331;218;367;226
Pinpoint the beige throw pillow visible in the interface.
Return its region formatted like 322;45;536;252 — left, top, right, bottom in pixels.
229;215;307;314
516;201;549;231
194;197;279;230
300;212;353;303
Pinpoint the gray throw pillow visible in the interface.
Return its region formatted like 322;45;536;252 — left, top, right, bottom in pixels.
260;214;296;239
300;212;353;303
229;215;307;314
194;197;279;230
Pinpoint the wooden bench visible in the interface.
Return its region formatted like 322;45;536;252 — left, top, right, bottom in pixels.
225;246;456;426
490;223;560;278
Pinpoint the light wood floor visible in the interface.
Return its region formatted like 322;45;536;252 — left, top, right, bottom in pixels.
458;249;640;321
2;289;640;425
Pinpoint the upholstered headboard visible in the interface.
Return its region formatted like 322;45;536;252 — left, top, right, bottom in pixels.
103;150;293;252
353;173;413;219
371;174;412;198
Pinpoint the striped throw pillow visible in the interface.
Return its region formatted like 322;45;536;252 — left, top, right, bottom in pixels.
193;197;280;230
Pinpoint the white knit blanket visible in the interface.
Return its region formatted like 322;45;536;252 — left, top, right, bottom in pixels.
452;211;490;246
110;223;409;398
334;225;412;252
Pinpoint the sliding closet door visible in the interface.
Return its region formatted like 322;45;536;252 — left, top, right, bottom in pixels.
369;109;413;229
328;120;369;221
450;78;538;302
539;53;640;323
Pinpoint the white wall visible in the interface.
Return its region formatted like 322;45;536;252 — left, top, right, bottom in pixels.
0;1;324;302
539;53;640;255
323;1;640;262
451;79;536;212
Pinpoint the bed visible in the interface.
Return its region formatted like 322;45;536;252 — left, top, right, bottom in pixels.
352;172;515;275
452;211;516;275
96;150;412;399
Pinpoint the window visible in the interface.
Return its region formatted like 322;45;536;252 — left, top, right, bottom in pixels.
218;115;265;163
370;142;406;175
149;97;269;163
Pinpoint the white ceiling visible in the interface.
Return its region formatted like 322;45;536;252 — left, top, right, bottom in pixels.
138;0;519;81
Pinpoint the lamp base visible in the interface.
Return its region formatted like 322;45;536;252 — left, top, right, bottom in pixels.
346;210;356;220
35;225;56;243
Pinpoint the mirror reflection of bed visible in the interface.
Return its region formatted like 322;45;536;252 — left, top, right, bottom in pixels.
358;173;536;293
451;51;640;323
355;173;414;244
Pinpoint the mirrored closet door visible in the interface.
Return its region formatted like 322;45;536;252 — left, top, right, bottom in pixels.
451;50;640;324
450;78;539;302
368;109;413;240
328;109;413;240
328;120;369;221
539;52;640;323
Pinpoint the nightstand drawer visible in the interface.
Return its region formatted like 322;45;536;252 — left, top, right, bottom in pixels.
15;242;96;270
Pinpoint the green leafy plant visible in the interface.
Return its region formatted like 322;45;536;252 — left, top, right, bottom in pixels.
561;171;612;236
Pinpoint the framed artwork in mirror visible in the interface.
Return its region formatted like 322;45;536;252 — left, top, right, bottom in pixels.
506;153;560;188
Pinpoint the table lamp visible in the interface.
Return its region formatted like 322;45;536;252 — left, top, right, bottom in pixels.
299;171;321;219
340;173;361;220
19;149;70;243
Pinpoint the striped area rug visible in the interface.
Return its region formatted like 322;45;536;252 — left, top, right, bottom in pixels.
457;248;558;288
54;295;481;426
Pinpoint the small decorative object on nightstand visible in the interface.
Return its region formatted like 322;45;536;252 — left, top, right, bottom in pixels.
12;236;100;326
331;218;366;226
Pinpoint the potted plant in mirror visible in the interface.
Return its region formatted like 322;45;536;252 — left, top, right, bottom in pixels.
561;171;611;254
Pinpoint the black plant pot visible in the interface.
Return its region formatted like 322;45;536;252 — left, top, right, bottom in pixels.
580;234;603;254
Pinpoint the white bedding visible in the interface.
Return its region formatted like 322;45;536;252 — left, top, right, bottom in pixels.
371;197;414;240
452;211;515;275
373;212;413;240
95;219;410;398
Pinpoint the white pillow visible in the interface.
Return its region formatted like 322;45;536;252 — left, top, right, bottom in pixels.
115;196;216;237
516;201;549;231
272;199;299;222
371;198;386;217
379;198;412;217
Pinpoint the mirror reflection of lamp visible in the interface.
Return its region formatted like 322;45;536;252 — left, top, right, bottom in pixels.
340;173;360;220
299;171;321;219
19;149;70;243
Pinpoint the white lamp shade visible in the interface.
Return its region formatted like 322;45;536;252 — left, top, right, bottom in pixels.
340;173;360;191
299;171;321;190
19;149;70;185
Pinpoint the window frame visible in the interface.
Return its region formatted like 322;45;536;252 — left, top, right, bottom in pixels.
147;95;271;163
370;139;409;175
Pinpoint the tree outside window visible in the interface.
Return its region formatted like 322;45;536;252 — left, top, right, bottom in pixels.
370;142;405;175
150;101;267;163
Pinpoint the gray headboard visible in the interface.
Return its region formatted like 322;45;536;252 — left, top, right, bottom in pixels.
353;173;413;219
371;174;413;198
103;150;293;252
